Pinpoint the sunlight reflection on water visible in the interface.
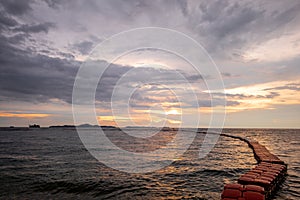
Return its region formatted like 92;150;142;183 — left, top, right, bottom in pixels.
0;128;298;199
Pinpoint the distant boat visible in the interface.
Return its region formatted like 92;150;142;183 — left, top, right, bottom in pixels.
161;127;171;131
161;127;178;131
29;124;40;128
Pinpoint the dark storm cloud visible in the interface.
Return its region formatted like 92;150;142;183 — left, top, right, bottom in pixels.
265;84;300;92
0;1;61;85
111;67;206;86
0;12;18;28
128;85;180;109
211;92;280;100
23;0;300;60
0;14;77;104
225;100;240;106
43;0;62;9
0;0;299;109
97;64;206;104
14;22;55;34
96;64;133;102
186;74;204;81
70;35;103;55
200;3;263;53
94;64;208;108
176;0;188;16
7;33;27;44
0;31;137;104
0;2;55;46
129;94;160;109
221;72;232;78
184;0;300;57
265;92;280;99
0;36;79;103
1;19;209;107
198;99;239;107
200;1;262;38
0;43;134;105
271;2;300;28
57;52;75;60
178;97;237;108
0;0;32;16
72;41;94;55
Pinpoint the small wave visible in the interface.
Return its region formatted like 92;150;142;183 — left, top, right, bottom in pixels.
31;179;148;199
188;169;237;178
32;180;100;194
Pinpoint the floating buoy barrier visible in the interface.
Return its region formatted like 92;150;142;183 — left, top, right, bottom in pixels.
247;141;285;165
197;131;287;200
221;183;265;200
236;162;287;199
218;133;287;200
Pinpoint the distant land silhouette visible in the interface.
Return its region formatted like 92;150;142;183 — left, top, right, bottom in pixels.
0;124;183;131
0;123;118;130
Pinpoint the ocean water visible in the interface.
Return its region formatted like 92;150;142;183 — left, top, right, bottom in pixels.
0;128;299;199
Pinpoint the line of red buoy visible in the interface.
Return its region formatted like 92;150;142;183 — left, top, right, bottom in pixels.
219;133;287;200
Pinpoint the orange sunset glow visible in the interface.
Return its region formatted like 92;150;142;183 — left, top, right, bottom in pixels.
0;112;50;118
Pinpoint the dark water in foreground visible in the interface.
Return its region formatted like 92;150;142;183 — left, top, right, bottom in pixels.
0;128;299;199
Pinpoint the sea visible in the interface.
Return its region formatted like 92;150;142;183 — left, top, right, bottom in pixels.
0;128;299;200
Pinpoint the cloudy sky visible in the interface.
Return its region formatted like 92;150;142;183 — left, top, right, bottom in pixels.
0;0;299;128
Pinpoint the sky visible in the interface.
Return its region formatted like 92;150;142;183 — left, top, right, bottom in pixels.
0;0;300;128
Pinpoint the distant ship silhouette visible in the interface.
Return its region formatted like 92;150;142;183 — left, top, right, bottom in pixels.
29;124;40;128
